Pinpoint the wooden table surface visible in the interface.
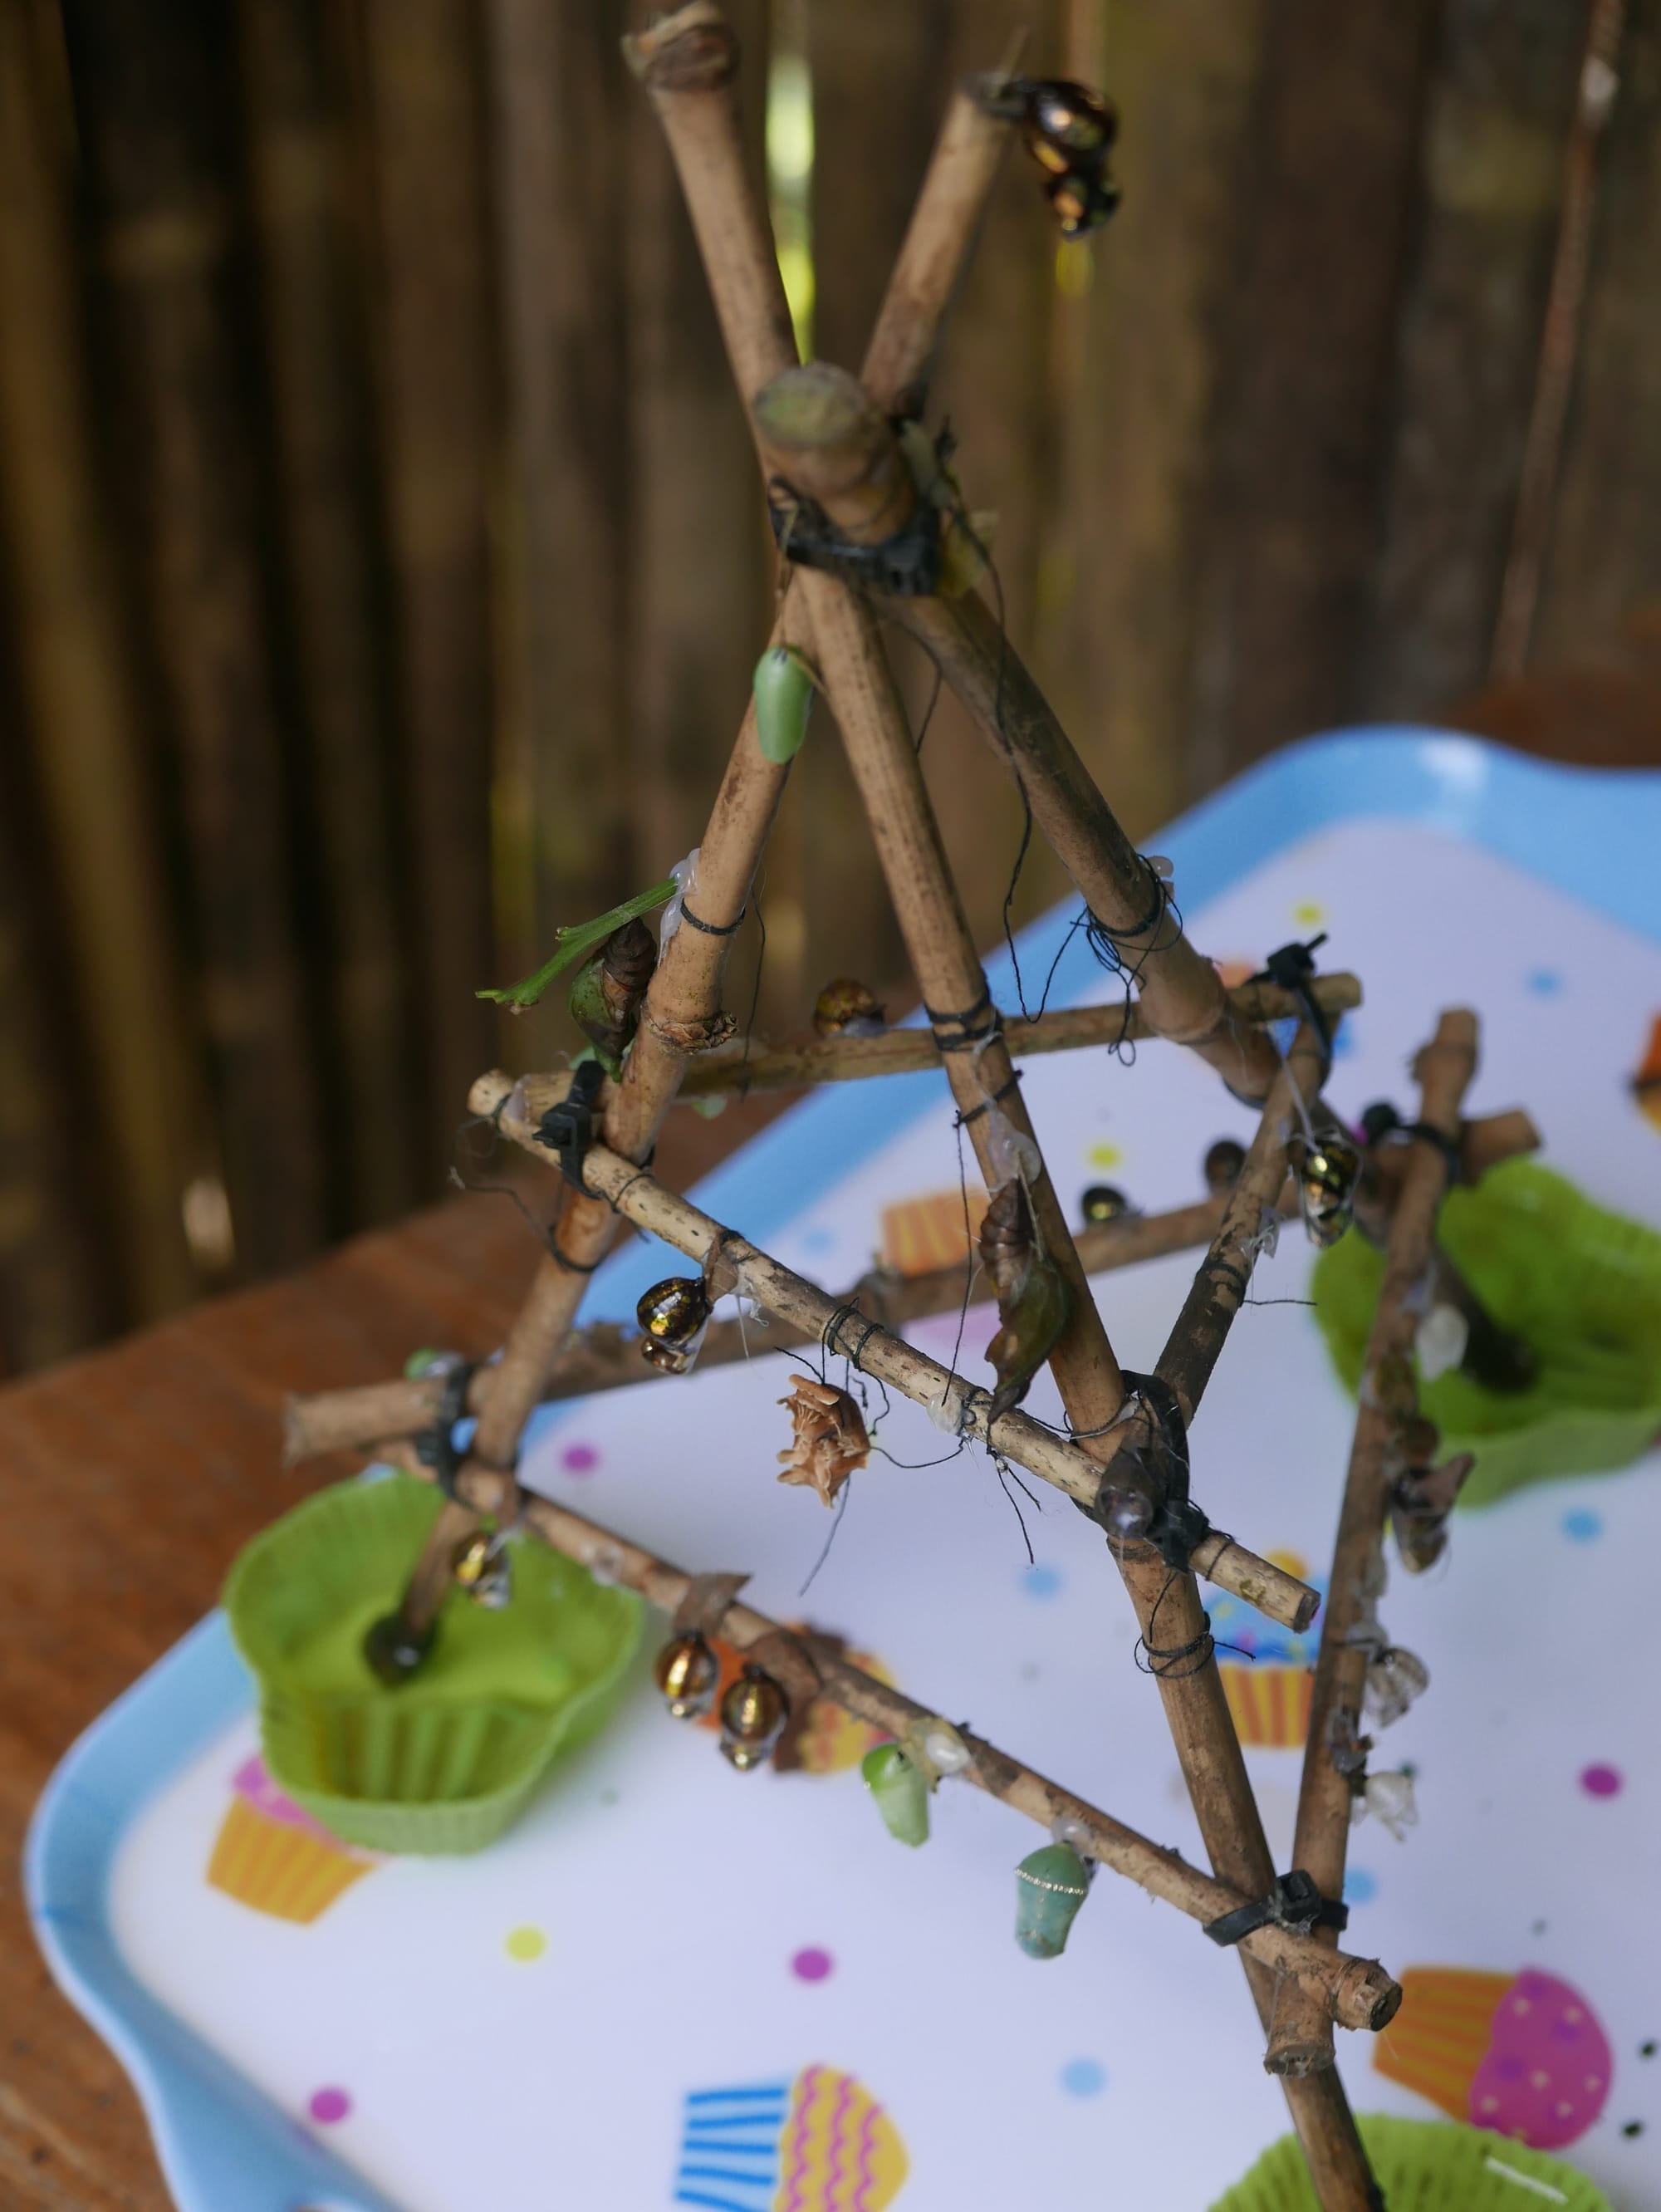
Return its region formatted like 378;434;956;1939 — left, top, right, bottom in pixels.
0;1097;782;2212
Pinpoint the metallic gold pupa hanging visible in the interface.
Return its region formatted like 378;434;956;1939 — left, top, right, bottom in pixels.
1291;1131;1361;1248
980;1178;1071;1418
654;1631;722;1719
451;1529;512;1610
718;1665;789;1771
636;1275;713;1375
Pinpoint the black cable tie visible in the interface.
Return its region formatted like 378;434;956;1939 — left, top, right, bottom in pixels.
679;901;746;938
1250;933;1332;1064
534;1058;606;1189
414;1358;478;1502
1203;1869;1349;1947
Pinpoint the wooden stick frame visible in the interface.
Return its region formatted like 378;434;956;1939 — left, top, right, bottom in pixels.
380;1437;1402;2039
303;18;1544;2207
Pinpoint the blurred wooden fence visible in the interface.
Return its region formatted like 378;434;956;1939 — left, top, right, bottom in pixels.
0;0;1658;1373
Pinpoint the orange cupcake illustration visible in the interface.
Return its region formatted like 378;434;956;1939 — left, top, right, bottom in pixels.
675;2066;907;2210
696;1632;894;1774
1375;1967;1612;2150
207;1753;385;1924
1205;1552;1323;1749
880;1189;987;1278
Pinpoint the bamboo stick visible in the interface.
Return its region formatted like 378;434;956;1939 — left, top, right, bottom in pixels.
858;68;1017;419
473;1092;1314;1630
0;0;202;1317
381;1440;1397;2033
1266;1012;1478;2078
283;1189;1234;1463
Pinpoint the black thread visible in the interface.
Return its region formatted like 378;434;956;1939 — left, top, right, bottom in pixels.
415;1359;478;1501
767;475;942;597
953;1070;1023;1128
679;900;746;938
924;983;1001;1053
822;1302;882;1371
547;1239;602;1275
1134;1572;1215;1679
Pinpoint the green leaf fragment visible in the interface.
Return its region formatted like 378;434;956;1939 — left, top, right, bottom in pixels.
476;877;679;1010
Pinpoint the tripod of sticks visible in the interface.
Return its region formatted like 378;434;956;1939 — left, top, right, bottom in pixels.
285;12;1542;2203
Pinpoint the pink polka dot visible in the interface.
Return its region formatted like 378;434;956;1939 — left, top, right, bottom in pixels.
1580;1763;1623;1798
561;1443;599;1474
308;2087;351;2125
791;1947;833;1983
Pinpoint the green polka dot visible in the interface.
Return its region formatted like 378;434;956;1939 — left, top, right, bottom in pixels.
505;1925;547;1963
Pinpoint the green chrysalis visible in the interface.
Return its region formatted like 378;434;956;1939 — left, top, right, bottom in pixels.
1014;1841;1091;1959
752;645;819;765
862;1743;930;1847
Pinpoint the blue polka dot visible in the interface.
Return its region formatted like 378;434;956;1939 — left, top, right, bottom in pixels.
800;1226;835;1254
1023;1564;1062;1599
1562;1508;1602;1543
1344;1866;1377;1905
1060;2058;1106;2097
1329;1023;1356;1060
1526;969;1564;997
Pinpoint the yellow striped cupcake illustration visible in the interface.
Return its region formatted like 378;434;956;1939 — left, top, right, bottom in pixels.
207;1754;385;1924
1205;1552;1324;1749
675;2067;907;2210
880;1189;987;1278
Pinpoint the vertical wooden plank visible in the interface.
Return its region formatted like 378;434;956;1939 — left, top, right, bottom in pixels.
485;0;630;1024
58;0;327;1277
1534;0;1661;665
357;0;495;1165
1360;0;1585;718
626;0;776;1016
1048;0;1269;842
0;0;202;1317
0;634;111;1369
803;0;943;1007
1188;0;1438;788
238;0;419;1227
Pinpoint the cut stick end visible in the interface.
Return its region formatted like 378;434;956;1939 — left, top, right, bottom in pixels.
622;3;737;91
469;1068;515;1119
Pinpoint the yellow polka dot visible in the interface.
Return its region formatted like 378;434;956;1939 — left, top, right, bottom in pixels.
1266;1548;1309;1582
1087;1142;1124;1170
1292;901;1325;926
505;1925;547;1963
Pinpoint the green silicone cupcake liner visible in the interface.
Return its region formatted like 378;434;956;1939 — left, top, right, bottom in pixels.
1312;1160;1661;1506
1210;2116;1610;2212
224;1474;643;1854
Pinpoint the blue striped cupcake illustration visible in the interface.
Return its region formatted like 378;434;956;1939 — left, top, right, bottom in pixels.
675;2067;908;2210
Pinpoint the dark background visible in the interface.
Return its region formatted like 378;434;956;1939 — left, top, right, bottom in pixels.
1;0;1658;1376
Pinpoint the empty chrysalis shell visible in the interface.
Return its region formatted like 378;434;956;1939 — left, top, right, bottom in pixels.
752;644;819;765
636;1276;713;1375
1365;1646;1430;1730
1355;1769;1418;1841
1415;1301;1470;1381
1015;1841;1092;1959
654;1631;721;1720
919;1719;972;1777
812;977;885;1037
861;1744;930;1847
718;1666;789;1771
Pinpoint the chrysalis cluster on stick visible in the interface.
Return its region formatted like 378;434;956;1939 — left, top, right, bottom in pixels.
979;1177;1071;1418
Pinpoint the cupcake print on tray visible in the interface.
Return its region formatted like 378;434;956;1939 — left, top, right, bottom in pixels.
207;1754;385;1925
675;2067;906;2210
1376;1966;1612;2149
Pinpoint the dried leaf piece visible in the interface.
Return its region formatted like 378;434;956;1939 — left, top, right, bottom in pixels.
979;1180;1071;1420
777;1376;870;1506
